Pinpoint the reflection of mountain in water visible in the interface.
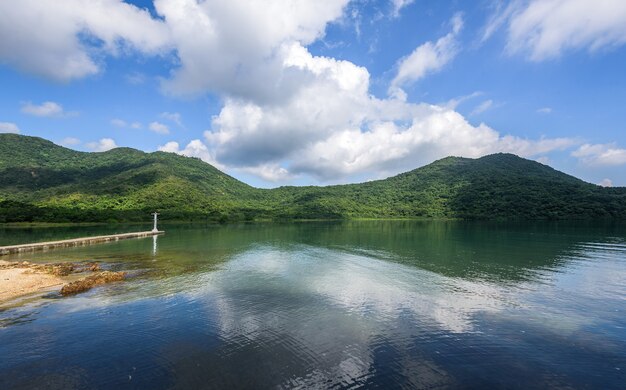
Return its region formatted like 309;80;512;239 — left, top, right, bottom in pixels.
152;220;625;284
1;221;625;389
5;221;625;285
286;220;626;283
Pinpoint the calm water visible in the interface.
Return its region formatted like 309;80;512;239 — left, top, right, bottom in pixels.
1;221;625;389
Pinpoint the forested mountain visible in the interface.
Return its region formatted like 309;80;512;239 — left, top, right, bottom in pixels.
1;134;624;222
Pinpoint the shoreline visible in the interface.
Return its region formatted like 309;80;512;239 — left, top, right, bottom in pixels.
0;260;126;305
0;266;67;303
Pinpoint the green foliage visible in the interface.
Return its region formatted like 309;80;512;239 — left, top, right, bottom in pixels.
1;134;625;222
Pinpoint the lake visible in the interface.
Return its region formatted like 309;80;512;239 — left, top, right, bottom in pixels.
1;221;625;389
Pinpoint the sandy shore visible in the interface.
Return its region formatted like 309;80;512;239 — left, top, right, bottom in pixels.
0;267;65;302
0;260;125;304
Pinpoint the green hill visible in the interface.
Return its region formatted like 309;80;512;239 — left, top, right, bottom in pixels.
1;134;624;222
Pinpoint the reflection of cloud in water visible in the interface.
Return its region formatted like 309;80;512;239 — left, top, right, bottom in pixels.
506;241;626;337
12;237;624;388
199;245;508;334
181;241;625;376
178;246;512;386
50;239;625;340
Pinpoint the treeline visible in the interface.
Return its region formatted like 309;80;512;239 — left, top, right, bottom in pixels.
1;134;626;223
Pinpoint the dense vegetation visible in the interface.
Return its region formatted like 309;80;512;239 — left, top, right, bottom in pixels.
1;134;625;222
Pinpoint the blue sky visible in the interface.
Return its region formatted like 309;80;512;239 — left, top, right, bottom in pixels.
1;0;626;187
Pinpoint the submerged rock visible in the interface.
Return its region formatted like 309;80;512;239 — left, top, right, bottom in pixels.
60;271;126;296
47;263;75;276
0;261;101;276
87;262;101;272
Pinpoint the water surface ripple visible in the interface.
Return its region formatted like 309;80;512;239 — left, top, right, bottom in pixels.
0;221;625;389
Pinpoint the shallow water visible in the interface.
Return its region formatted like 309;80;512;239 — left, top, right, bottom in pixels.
1;221;625;389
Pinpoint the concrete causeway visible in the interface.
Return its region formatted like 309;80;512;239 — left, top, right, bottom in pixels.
0;231;164;256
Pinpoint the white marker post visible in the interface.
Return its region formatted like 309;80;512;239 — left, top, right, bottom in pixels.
152;234;158;256
151;212;159;233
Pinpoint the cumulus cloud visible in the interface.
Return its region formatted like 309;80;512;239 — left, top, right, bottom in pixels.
0;0;172;81
598;178;613;187
86;138;118;152
572;143;626;166
158;140;222;169
111;119;128;128
21;101;75;117
0;1;593;184
389;13;463;96
154;0;348;101
111;119;142;129
177;35;575;182
241;164;294;182
0;122;20;133
485;0;626;61
148;121;170;134
158;141;181;154
103;18;570;184
160;112;183;127
59;137;81;146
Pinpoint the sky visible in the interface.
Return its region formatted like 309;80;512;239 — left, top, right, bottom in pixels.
1;0;626;188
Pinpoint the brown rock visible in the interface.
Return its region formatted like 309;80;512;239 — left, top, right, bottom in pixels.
49;263;75;276
87;262;101;272
60;271;126;296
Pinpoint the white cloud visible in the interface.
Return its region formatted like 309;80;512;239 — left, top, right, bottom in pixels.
470;99;494;116
389;13;463;95
158;141;180;154
537;107;552;114
390;0;414;17
572;143;626;166
125;72;146;85
154;0;349;101
158;140;222;169
240;164;293;182
0;0;172;81
21;101;75;117
111;119;142;129
0;0;595;184
487;0;626;61
0;122;20;134
482;1;518;43
599;178;613;187
59;137;81;146
86;138;117;152
194;39;576;182
148;121;170;135
160;112;183;127
110;118;127;127
8;1;583;184
442;91;483;110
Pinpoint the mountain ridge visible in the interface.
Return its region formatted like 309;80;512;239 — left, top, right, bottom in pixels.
1;134;624;222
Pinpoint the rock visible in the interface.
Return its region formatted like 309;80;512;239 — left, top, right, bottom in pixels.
87;262;101;272
0;261;102;275
48;263;75;276
60;271;126;296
